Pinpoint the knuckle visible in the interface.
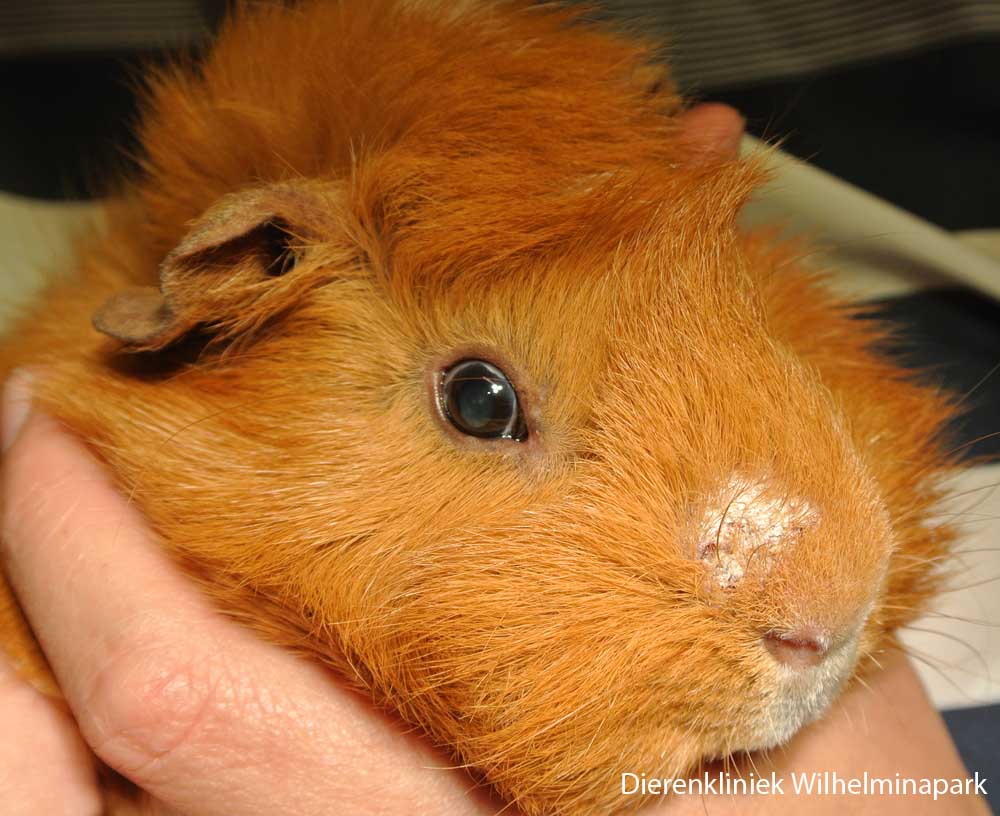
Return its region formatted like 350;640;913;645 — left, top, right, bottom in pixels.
79;630;226;784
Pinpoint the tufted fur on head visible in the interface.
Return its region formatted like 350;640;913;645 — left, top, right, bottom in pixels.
0;1;959;814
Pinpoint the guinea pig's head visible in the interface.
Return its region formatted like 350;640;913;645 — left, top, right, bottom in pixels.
78;167;894;813
48;3;919;814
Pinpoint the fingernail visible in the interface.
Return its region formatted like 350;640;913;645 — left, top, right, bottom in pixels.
2;369;34;453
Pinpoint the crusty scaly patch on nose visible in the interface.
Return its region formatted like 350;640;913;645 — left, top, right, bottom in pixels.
697;476;818;590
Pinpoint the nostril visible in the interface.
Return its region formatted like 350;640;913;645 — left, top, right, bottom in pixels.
763;629;830;669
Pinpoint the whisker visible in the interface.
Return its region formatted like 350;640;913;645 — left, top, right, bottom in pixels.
900;647;981;703
936;479;1000;507
936;573;1000;593
942;430;1000;460
954;359;1000;410
951;547;1000;556
907;609;1000;629
902;625;991;677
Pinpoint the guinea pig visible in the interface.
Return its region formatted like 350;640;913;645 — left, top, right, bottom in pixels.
0;1;961;814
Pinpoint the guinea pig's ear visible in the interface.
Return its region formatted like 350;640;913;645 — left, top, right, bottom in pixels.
93;180;337;352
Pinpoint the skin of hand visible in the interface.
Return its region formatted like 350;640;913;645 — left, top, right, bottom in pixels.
0;106;990;816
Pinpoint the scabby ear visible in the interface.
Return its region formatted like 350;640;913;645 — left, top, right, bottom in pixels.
93;180;338;351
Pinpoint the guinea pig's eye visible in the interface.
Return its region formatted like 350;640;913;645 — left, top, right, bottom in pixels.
439;359;528;441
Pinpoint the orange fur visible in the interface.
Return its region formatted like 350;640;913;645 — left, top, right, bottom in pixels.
0;2;959;814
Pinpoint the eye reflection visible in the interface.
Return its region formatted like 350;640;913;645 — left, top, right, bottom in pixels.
439;359;527;441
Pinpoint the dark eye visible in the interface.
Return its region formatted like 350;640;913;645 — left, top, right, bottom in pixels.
440;359;528;441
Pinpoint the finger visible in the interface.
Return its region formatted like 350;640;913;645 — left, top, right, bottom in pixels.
0;654;103;816
1;382;511;816
678;102;746;160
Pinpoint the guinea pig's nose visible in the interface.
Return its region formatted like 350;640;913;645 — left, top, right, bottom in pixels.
762;628;830;669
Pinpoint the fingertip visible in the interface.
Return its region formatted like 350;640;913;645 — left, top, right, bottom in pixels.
1;403;118;569
679;102;746;160
2;368;35;454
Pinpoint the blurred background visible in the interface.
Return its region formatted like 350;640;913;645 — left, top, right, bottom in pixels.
0;1;998;810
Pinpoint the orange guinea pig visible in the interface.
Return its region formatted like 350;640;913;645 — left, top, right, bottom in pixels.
0;1;960;814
